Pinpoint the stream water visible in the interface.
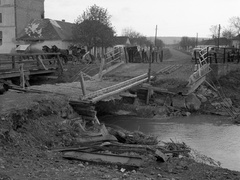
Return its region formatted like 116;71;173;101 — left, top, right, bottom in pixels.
100;115;240;171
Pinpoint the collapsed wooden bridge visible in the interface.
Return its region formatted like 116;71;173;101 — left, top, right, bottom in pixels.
78;64;182;103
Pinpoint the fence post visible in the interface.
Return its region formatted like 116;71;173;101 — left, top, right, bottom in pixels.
160;50;163;62
124;47;129;63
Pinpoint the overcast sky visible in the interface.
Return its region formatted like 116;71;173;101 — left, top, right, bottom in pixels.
45;0;240;38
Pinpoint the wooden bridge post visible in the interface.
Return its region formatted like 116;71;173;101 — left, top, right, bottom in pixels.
148;45;152;83
146;88;151;105
34;55;40;68
80;71;86;96
11;55;15;69
19;63;25;89
56;54;64;76
223;48;226;63
207;47;209;63
98;58;105;80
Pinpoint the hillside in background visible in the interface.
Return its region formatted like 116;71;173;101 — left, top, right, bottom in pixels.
148;36;207;45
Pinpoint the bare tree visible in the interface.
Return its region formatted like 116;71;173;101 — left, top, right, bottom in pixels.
121;27;142;38
229;16;240;35
209;25;219;38
179;36;195;50
222;27;235;39
121;27;153;47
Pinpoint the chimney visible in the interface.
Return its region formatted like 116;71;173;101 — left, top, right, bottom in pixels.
62;19;65;22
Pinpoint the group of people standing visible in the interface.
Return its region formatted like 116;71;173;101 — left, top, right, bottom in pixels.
140;48;164;63
127;46;164;63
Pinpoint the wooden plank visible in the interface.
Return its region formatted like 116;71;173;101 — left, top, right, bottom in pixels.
63;151;143;167
76;134;117;144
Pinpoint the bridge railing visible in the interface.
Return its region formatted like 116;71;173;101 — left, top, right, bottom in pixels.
102;47;123;70
82;73;148;100
186;46;212;94
0;53;63;73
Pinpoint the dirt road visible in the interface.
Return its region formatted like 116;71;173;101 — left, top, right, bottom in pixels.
105;48;194;81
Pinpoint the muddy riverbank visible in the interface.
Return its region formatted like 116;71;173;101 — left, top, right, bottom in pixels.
100;114;240;172
1;68;240;179
1;90;240;180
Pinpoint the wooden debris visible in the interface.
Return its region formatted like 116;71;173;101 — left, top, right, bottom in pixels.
141;83;176;95
155;149;169;162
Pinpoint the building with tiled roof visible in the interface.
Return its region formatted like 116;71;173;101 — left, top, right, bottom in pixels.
113;36;131;46
18;19;74;41
17;19;74;52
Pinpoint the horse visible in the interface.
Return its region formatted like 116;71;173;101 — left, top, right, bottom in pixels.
51;45;69;64
68;45;82;64
68;45;89;64
82;51;95;64
42;45;57;64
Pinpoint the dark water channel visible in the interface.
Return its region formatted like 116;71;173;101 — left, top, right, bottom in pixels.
100;115;240;171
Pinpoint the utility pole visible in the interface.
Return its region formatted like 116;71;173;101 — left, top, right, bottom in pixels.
218;24;221;48
148;25;157;83
196;33;198;47
154;25;158;47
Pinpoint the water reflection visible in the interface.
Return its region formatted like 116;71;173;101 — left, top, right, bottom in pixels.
100;115;240;171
